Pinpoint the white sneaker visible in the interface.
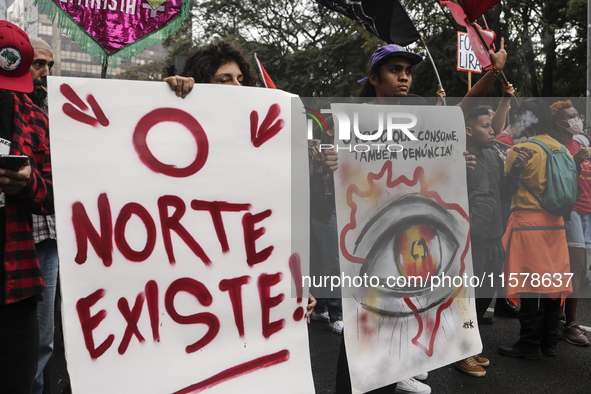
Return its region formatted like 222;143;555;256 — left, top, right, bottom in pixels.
311;310;329;323
395;377;431;394
329;320;344;334
413;372;428;381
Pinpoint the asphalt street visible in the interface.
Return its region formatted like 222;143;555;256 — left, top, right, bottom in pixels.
44;278;591;394
309;287;591;394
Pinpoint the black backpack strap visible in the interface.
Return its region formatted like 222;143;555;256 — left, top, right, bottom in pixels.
520;180;544;206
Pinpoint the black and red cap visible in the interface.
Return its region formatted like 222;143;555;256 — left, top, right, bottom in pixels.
0;20;33;93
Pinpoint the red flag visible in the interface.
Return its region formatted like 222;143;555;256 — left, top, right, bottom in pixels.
459;0;501;23
441;1;496;70
254;54;277;89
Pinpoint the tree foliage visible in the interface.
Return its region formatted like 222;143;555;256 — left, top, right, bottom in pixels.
162;0;195;77
485;0;586;97
192;0;377;96
117;60;167;81
151;0;586;98
410;0;586;98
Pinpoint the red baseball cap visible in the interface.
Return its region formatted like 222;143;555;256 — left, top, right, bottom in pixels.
0;21;33;93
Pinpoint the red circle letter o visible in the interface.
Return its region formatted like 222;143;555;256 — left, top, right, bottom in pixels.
133;108;209;177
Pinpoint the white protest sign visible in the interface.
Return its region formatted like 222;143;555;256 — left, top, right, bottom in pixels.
47;77;313;394
457;31;482;73
331;104;481;393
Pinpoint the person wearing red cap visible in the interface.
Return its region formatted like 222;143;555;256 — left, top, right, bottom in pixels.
0;21;53;394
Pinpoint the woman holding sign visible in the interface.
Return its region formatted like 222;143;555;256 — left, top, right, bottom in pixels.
164;40;259;98
162;39;319;322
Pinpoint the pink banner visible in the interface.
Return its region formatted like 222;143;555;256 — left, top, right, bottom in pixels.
52;0;185;54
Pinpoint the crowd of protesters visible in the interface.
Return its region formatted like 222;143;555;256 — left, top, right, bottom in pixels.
1;19;590;394
304;40;591;393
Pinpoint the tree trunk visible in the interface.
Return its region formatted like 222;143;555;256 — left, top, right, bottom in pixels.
541;23;556;97
521;7;540;96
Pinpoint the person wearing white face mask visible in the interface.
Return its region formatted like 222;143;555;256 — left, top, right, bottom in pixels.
550;100;591;347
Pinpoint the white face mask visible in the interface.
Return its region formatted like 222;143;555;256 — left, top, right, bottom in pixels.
568;117;584;134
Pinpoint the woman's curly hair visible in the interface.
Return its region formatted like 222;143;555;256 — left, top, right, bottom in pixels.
181;40;259;87
550;100;573;118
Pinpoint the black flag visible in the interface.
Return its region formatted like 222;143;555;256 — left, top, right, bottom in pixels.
316;0;420;46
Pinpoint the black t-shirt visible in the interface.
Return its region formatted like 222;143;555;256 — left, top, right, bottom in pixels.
398;94;429;105
0;94;14;298
467;149;507;249
0;95;13;137
360;94;429;106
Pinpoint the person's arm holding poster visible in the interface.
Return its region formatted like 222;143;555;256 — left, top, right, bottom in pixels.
323;149;338;172
459;38;508;117
464;151;477;171
491;82;514;135
163;40;259;97
164;75;194;98
436;84;446;106
306;295;317;323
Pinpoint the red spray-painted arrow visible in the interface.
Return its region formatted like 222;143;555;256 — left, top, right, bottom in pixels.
250;103;284;147
60;84;109;127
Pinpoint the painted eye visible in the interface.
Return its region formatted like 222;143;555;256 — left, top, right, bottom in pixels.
395;224;455;282
352;194;462;317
